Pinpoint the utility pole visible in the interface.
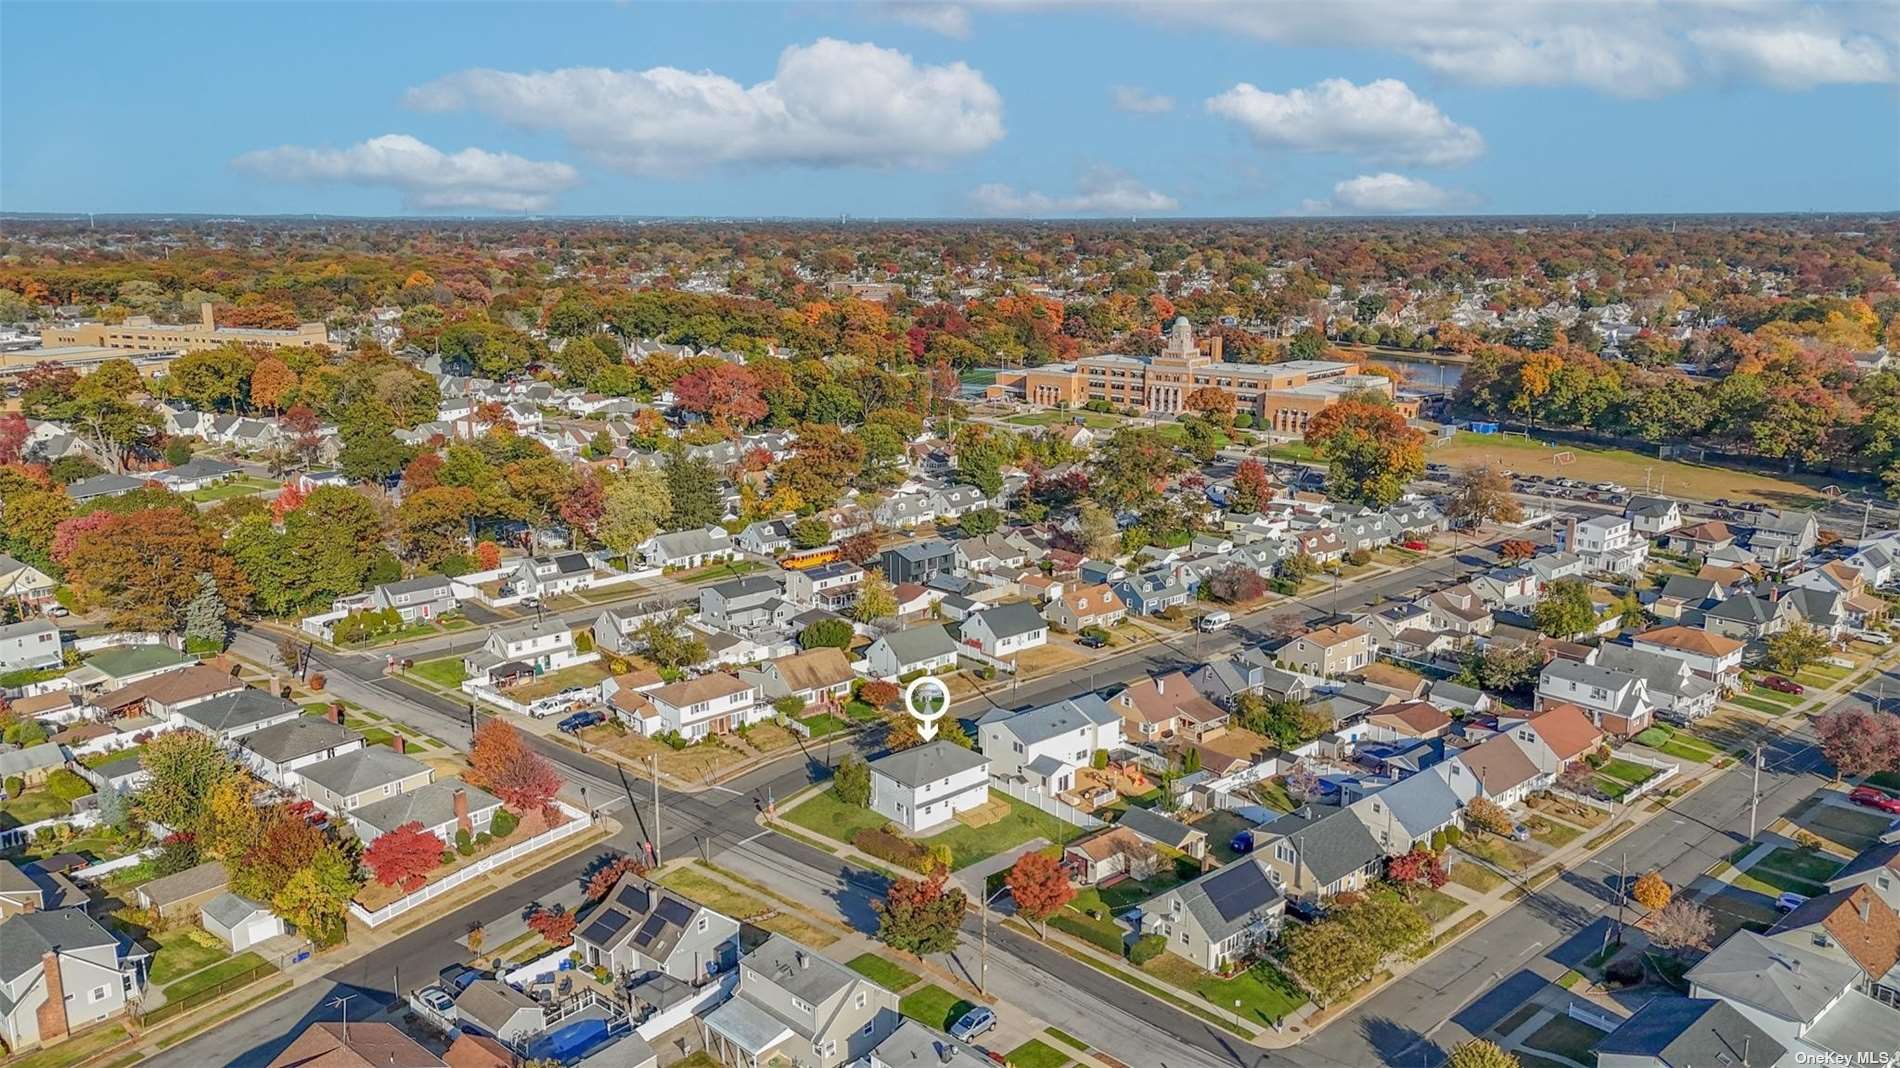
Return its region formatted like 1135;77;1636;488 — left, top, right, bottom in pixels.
650;754;663;866
1613;851;1629;947
1863;499;1874;543
329;993;357;1043
1749;743;1764;840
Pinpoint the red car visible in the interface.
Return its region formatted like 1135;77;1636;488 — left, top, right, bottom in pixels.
1401;539;1428;551
1759;676;1805;695
1852;787;1900;815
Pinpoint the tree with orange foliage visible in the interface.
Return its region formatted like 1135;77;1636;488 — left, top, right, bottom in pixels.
467;718;562;819
363;822;444;892
1231;458;1273;513
474;540;501;570
583;854;647;902
527;904;576;946
270;480;307;520
1185;386;1237;427
1304;397;1425;506
1630;871;1672;910
1005;851;1075;934
249;356;297;415
673;364;766;429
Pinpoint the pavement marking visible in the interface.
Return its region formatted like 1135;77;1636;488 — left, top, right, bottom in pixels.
705;784;743;796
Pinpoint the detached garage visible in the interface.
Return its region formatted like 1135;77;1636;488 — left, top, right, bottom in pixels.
200;892;284;952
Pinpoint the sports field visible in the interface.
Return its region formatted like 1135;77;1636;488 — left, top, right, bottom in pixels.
1431;431;1829;508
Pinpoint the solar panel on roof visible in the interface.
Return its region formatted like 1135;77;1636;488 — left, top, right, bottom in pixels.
655;897;694;925
1203;864;1276;923
615;883;651;912
581;911;629;945
631;912;670;948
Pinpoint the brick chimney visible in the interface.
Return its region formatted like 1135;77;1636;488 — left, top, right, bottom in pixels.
35;951;68;1044
326;703;343;724
392;734;406;754
454;788;471;836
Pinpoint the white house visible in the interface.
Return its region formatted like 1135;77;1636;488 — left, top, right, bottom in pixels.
956;602;1048;659
868;741;991;834
864;625;960;680
235;715;365;789
464;619;581;685
1625;496;1684;537
1560;515;1650;576
646;673;763;740
976;695;1123;795
199;893;285;953
639;526;736;569
0;619;62;673
1535;659;1654;736
1630;625;1746;690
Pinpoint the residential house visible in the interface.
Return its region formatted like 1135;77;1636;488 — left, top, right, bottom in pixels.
957;602;1048;659
1851;545;1896;591
135;861;229;920
1426;680;1493;716
454;979;545;1046
880;540;958;586
368;575;458;622
1470;567;1540;613
1246;804;1386;902
1765;886;1900;1007
1043;584;1126;633
739;520;793;556
64;473;145;504
95;664;244;719
1112;672;1229;742
173;688;303;743
701;576;788;631
0;554;56;607
1358;600;1450;659
1347;771;1462;855
646;673;762;740
1453;733;1545;807
1364;700;1452;743
0;909;144;1050
639;526;736;569
348;781;502;845
150;458;240;493
1830;843;1900;913
264;1021;447;1068
1632;626;1747;690
977;696;1123;793
1420;585;1496;639
1388;499;1448;536
1280;624;1373;678
63;644;193;693
1597;644;1719;723
1137;857;1285;973
199;893;285;953
1701;594;1795;645
0;742;63;790
1650;575;1727;622
1791;562;1890;630
1064;825;1163;886
1664;521;1737;560
236;716;366;789
784;564;864;612
868;741;991;834
574;871;741;982
1527;551;1589;588
863;626;960;680
1189;650;1309;710
1685;931;1892;1063
1625;496;1684;537
1560;515;1651;575
1746;510;1820;566
296;747;434;817
752;648;854;711
1596;996;1785;1068
703;936;901;1068
955;533;1028;574
591;599;676;656
463;619;579;686
0;619;61;672
601;669;666;735
1112;570;1192;616
1500;704;1605;777
1536;659;1654;736
507;552;598;600
1116;806;1208;860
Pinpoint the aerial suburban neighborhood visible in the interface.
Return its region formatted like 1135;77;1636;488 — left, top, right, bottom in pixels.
1;4;1898;1068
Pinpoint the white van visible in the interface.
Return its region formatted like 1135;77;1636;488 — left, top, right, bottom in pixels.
1197;610;1232;632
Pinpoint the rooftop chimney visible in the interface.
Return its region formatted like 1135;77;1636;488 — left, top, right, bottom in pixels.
796;951;809;969
392;734;406;754
454;787;471;836
1861;893;1872;923
940;1043;958;1064
326;703;343;725
34;950;68;1044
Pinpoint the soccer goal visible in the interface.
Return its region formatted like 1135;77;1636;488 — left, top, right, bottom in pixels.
1659;443;1707;463
1553;451;1577;466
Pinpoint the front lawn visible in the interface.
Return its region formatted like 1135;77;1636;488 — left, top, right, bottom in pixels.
923;795;1082;869
783;790;895;844
1526;817;1582;850
147;927;231;986
1449;862;1506;893
408;656;469;689
1140;953;1307;1027
1756;846;1843;882
800;713;848;738
1460;837;1536;873
161;951;270;1002
1004;1039;1070;1068
184;476;279;503
7;1022;129;1068
899;984;977;1031
654;862;840;948
1052;889;1132;953
1410;887;1464;925
846;953;921;993
1733;867;1828;899
844;700;884;722
1632;725;1720;764
1596;758;1660;799
1523;1015;1607;1065
1730;695;1793;716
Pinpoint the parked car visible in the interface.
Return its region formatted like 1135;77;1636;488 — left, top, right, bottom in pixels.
438;964;483;994
1851;786;1900;815
1775;892;1809;913
1285;898;1328;924
1076;633;1107;649
1230;831;1253;855
1401;539;1428;551
415;985;456;1018
558;710;605;734
949;1007;996;1041
1852;629;1894;646
1198;611;1232;633
1510;823;1533;842
1759;676;1805;695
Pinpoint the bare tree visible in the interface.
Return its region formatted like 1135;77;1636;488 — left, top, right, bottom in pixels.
1648;898;1715;955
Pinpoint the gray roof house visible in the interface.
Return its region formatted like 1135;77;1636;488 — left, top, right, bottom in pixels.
368;575;457;622
956;602;1048;658
65;473;145;503
0;742;65;785
0;618;62;673
638;526;735;569
1597;996;1785;1068
868;741;991;834
869;1020;993;1068
454;978;545;1046
1190;649;1313;709
174;688;303;742
700;575;786;632
879;540;958;586
574;872;741;983
1116;806;1207;858
1137;856;1286;973
1685;931;1888;1058
296;747;434;818
348;781;502;844
704;936;901;1068
1347;770;1462;855
1246;804;1387;902
0;908;144;1049
236;716;366;789
1113;570;1192;616
199;892;284;953
864;625;960;680
135;860;229;919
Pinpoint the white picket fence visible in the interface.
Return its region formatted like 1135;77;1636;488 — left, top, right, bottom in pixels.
348;802;594;927
0;810;100;851
989;777;1104;830
71;846;161;882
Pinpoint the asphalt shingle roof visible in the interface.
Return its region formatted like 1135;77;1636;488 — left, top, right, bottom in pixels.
869;740;989;789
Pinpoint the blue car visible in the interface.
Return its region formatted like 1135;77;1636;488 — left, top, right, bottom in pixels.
1230;831;1253;855
558;710;604;734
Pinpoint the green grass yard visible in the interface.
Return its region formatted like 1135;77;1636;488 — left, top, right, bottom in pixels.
1004;1039;1070;1068
407;656;469;689
784;790;897;843
1052;889;1132;953
800;713;848;738
1632;725;1720;764
1523;1014;1608;1065
1733;868;1828;899
184;476;279;503
1140;953;1308;1026
1449;862;1506;893
0;788;73;828
899;985;977;1031
160;951;270;1002
845;953;921;993
147;928;231;986
1756;846;1843;882
925;796;1082;869
6;1022;129;1068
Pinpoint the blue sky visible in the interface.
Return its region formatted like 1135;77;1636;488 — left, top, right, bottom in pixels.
4;1;1896;217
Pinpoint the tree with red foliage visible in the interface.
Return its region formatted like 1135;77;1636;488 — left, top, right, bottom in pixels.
0;413;27;465
1386;847;1448;890
583;854;648;902
858;680;899;709
402;451;444;493
1231;458;1273;513
527;904;576;947
467;718;563;818
1006;850;1075;934
559;471;604;541
1816;706;1900;781
48;512;115;567
217;302;301;330
838;531;879;564
474;540;502;570
672;364;767;429
271;480;308;520
874;871;966;956
1497;539;1538;563
1205;563;1268;604
234;803;326;901
363;821;444;892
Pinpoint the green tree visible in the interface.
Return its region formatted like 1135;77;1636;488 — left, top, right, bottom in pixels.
1531;578;1597;639
800;618;854;649
661;449;723;530
958;508;1001;537
272;842;359;947
1445;1040;1520;1068
1089;428;1185;510
182;571;227;651
637;610;709;670
831;755;871;806
337;401;414;483
139;730;235;834
790;516;833;550
854;570;898;622
599;467;672;555
1766;622;1832;676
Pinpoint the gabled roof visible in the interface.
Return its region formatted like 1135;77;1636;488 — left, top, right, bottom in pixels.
1671;519;1733;544
1685;931;1858;1024
1256;804;1385;884
297;747;429;797
1524;703;1604;761
869;740;989;789
178;688;300;735
266;1021;447;1068
1367;700;1451;737
97;663;243;711
965;601;1046;640
1115;806;1203;850
874;624;959;664
239;716;363;764
981;694;1119;746
351;781;502;840
454;978;540;1032
0;908;117;983
649;672;752;708
1144;855;1283;942
1295;623;1368;649
768;647;854;693
1115;672;1227;726
1769;885;1900;978
202;891;271;930
1596;997;1785;1068
1456;733;1541;796
1358;771;1460;837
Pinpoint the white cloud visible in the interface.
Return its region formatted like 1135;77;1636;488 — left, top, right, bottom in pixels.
233;134;578;213
1302;173;1477;215
1129;1;1896;96
1205;78;1484;166
970;168;1179;216
1690;24;1896;88
406;38;1004;174
874;2;971;38
1111;85;1175;114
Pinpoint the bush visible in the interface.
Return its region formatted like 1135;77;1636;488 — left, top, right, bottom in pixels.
853;826;936;873
456;828;475;856
1092;749;1108;771
491;809;519;838
44;769;93;803
1346;549;1372;566
1430;830;1447;851
1128;934;1167;965
1441;826;1464;847
440;850;457;867
1605;958;1643;986
476;831;492;846
1233;413;1255;429
439;554;474;578
185;926;226;951
657;730;689;750
309;673;327;692
3;775;22;797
